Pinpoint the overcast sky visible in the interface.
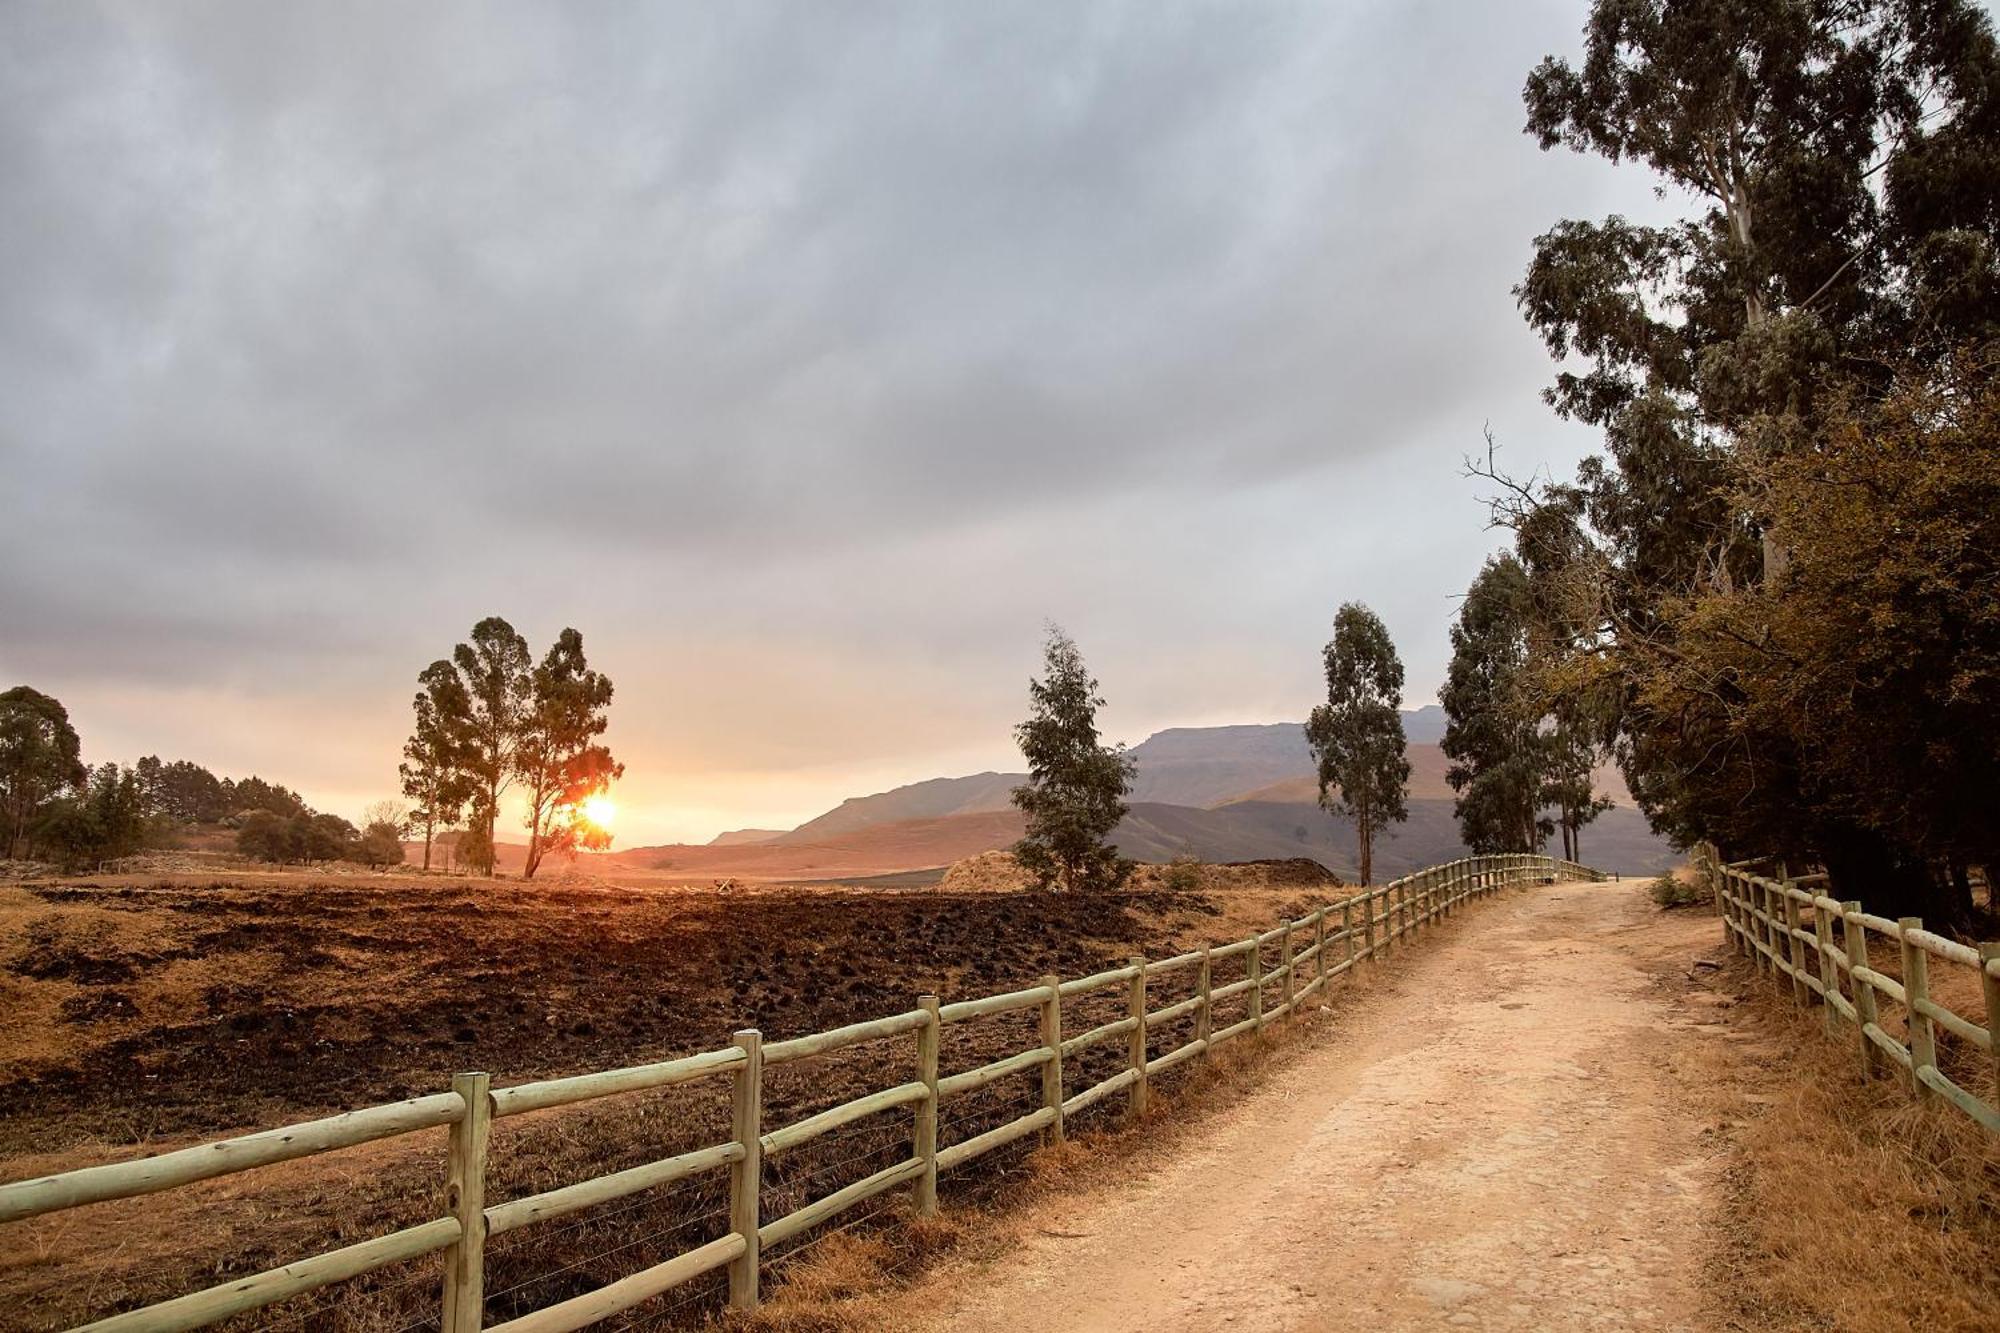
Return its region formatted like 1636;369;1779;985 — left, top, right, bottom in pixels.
1;2;1672;845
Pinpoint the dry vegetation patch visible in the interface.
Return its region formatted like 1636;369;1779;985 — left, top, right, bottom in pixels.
0;862;1332;1328
1671;930;2000;1331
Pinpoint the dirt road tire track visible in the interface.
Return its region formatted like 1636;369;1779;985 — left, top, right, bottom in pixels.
884;881;1724;1332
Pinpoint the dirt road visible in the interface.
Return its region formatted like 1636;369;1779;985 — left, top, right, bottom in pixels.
887;881;1727;1332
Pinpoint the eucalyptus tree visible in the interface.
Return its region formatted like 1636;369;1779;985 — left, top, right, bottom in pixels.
516;629;621;879
1304;603;1410;885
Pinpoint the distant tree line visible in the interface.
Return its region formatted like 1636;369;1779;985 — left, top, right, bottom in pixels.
1470;0;2000;923
0;685;405;871
400;616;621;879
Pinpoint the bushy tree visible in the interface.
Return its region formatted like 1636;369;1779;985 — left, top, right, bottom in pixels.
236;810;304;864
359;820;407;869
0;686;86;860
226;776;309;821
1441;558;1546;854
1487;0;2000;920
1011;626;1134;892
38;763;154;870
516;629;621;878
1303;603;1410;885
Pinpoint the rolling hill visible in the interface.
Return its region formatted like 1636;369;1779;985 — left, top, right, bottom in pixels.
612;713;1678;881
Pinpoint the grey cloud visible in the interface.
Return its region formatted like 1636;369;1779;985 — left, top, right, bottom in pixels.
3;2;1665;836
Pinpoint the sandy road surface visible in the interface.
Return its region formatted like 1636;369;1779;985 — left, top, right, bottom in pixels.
887;881;1726;1332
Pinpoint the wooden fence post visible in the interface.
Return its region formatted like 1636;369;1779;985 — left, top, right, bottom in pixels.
1342;898;1356;970
1247;935;1264;1030
1811;901;1840;1038
1314;907;1328;1001
728;1029;762;1311
1195;946;1213;1054
915;996;940;1215
1126;956;1149;1120
1846;903;1881;1080
1280;921;1294;1013
1361;891;1374;961
1751;879;1771;977
1982;943;2000;1111
1782;883;1810;1008
1040;974;1065;1146
441;1071;490;1333
1899;919;1938;1103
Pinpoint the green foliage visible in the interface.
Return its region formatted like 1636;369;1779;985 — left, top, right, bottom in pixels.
1495;0;2000;922
516;628;622;879
401;660;475;870
448;617;533;877
1011;625;1135;893
237;810;360;865
227;775;309;820
0;685;86;860
236;811;302;864
1541;703;1614;864
1521;0;2000;430
1648;873;1704;910
1164;853;1204;892
134;756;230;824
1304;602;1410;885
359;820;407;869
1441;557;1546;854
35;763;152;871
406;617;623;880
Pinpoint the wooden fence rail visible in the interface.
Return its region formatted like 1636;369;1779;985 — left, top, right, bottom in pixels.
1702;849;2000;1136
0;853;1603;1331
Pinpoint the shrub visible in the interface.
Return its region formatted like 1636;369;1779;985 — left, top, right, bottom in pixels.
1164;854;1204;892
1648;873;1705;909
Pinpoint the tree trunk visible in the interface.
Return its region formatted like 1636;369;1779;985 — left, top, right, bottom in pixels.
1357;806;1373;887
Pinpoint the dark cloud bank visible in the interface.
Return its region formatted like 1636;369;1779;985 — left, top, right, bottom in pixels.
0;2;1667;840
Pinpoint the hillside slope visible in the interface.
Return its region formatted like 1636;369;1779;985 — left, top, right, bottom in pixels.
619;793;1673;883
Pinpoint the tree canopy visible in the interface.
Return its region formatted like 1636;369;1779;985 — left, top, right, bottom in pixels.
0;686;85;861
1303;603;1410;885
1491;0;2000;921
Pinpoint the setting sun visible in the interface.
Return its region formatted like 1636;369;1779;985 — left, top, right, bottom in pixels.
581;794;616;829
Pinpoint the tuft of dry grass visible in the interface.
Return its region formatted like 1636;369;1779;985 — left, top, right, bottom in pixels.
1702;963;2000;1332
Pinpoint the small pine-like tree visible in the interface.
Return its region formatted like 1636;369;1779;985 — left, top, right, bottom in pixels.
1304;603;1410;885
1010;626;1134;893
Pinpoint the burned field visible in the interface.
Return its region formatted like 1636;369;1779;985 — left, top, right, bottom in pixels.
0;869;1329;1328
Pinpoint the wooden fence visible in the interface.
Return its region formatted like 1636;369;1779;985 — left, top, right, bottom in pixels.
0;853;1601;1332
1704;851;2000;1135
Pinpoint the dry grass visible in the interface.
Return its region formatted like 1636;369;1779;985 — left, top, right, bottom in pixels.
1700;957;2000;1332
0;866;1343;1329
